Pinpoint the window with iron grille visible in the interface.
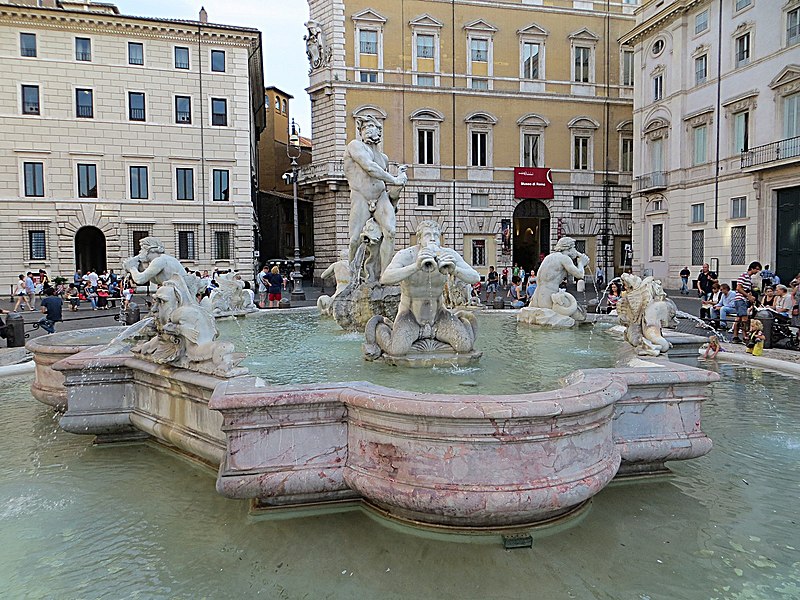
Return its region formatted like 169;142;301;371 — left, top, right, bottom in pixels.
130;166;148;199
22;223;48;261
731;196;747;219
211;98;227;126
130;227;150;255
22;85;40;115
175;46;190;69
24;162;44;197
731;226;746;265
176;228;198;261
691;230;704;265
652;224;663;257
77;163;97;198
20;33;36;57
75;37;91;61
212;228;233;260
176;168;194;200
575;239;587;254
128;42;144;65
128;91;145;121
213;169;229;201
417;192;434;207
211;50;225;72
76;88;93;118
472;239;486;267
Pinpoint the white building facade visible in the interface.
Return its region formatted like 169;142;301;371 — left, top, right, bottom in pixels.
0;1;265;288
623;0;800;287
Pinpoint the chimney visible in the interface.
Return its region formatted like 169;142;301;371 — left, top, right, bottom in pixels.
199;6;208;23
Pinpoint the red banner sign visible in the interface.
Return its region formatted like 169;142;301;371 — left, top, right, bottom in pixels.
514;167;554;199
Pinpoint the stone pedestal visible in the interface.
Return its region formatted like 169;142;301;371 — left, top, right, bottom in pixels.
332;281;399;331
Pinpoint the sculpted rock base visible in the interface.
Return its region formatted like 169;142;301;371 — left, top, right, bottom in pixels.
332;281;400;332
518;306;580;328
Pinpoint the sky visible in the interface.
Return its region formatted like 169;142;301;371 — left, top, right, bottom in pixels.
114;0;313;134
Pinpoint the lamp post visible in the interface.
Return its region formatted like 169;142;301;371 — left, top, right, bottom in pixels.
287;119;305;301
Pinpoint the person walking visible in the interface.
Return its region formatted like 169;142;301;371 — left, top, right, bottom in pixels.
13;274;33;311
679;266;691;295
38;287;63;334
24;272;36;309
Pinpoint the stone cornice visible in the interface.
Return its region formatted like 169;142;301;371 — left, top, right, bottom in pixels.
0;6;260;45
619;0;704;46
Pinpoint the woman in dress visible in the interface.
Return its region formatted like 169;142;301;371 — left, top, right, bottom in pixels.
13;274;33;311
606;282;621;314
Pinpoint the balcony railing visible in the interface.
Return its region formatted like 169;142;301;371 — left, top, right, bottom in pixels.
297;160;345;185
741;136;800;169
76;51;91;61
76;105;93;118
21;47;36;57
633;170;668;193
176;111;191;124
129;108;145;121
23;102;40;114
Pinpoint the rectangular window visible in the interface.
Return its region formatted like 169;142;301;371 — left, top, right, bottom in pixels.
693;125;707;165
691;230;705;265
522;42;540;79
75;37;91;61
472;239;486;267
733;111;749;153
20;33;36;57
731;226;746;265
213;230;231;260
359;71;378;83
128;42;144;65
575;240;587;254
695;55;707;85
651;137;664;171
29;230;46;260
470;78;489;90
622;50;634;86
731;196;747;219
211;49;225;72
24;162;44;197
175;96;191;124
77;164;98;198
22;85;39;115
470;193;489;209
735;33;750;67
695;10;709;34
471;131;487;167
574;46;590;82
691;203;705;223
522;133;540;167
175;46;190;69
128;91;145;121
76;88;93;118
417;34;435;59
417;75;435;87
574;136;590;170
789;7;800;46
785;92;800;138
417;129;435;165
130;166;148;199
213;169;230;201
417;192;434;207
360;30;378;54
176;168;194;200
211;98;227;126
652;224;663;257
621;196;632;212
653;74;663;101
178;230;197;261
573;196;590;210
621;138;634;172
735;0;751;11
471;38;488;62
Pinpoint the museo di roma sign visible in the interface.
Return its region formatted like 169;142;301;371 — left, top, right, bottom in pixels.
514;167;554;200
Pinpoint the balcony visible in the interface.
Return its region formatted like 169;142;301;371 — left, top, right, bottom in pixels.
633;171;668;193
297;160;345;186
741;136;800;170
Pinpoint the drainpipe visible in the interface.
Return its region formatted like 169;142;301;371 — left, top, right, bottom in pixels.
197;23;208;257
713;0;722;229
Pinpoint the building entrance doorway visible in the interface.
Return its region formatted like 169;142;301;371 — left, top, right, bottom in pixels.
776;186;800;284
513;199;550;271
75;226;107;274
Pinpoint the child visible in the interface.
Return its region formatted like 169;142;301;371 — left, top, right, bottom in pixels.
65;284;80;311
745;319;765;356
702;335;722;359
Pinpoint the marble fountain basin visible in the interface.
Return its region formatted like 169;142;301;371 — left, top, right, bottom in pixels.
33;313;716;530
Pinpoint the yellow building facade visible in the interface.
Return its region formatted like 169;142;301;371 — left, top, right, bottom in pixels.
302;0;638;281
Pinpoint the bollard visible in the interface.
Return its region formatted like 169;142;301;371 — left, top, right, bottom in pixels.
587;298;599;314
124;302;141;326
3;312;26;347
492;297;505;310
755;309;774;349
278;298;291;309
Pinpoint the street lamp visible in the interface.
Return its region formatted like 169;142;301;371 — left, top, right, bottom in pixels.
286;118;306;301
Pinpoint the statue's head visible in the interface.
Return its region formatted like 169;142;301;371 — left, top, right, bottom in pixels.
553;237;576;253
339;248;349;261
416;220;441;247
356;115;383;145
138;236;165;259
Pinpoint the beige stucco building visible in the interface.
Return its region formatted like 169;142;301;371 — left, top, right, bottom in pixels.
0;0;265;288
301;0;638;282
622;0;800;287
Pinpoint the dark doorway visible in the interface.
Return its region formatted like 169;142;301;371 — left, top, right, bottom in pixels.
75;226;107;273
513;199;550;271
776;186;800;284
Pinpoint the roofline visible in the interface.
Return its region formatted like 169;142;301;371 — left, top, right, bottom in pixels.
265;86;294;100
619;0;703;46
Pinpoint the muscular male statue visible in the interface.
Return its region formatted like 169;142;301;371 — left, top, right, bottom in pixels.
343;115;407;275
365;220;480;358
122;237;200;303
529;237;590;310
